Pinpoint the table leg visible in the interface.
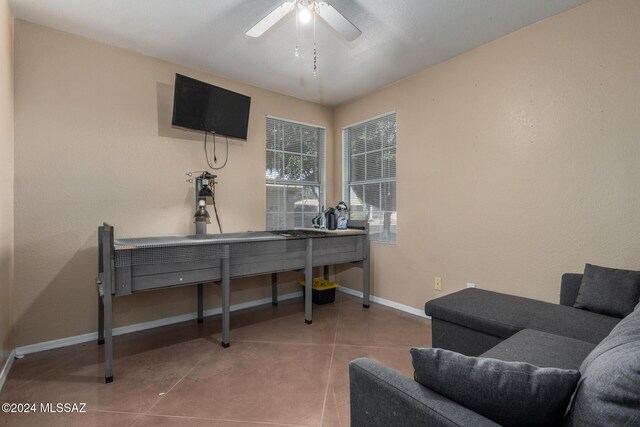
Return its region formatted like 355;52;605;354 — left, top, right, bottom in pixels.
98;293;105;345
221;245;230;348
197;283;204;323
323;265;329;280
271;273;278;306
363;238;370;308
103;287;114;383
305;238;313;324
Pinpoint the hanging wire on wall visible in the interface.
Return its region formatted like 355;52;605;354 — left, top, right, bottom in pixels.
204;132;229;170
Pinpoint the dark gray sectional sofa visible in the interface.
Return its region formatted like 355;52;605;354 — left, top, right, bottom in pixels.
426;274;619;364
349;269;640;426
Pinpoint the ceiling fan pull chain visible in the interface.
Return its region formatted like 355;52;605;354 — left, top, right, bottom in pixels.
313;10;317;76
295;4;300;57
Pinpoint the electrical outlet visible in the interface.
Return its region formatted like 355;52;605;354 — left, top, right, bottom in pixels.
466;283;476;289
434;277;442;291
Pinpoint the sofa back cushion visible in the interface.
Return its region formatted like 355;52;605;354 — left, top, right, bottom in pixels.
573;263;640;318
564;306;640;426
411;348;580;427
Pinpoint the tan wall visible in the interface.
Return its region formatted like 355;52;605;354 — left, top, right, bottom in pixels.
334;0;640;308
0;0;14;367
12;0;640;348
13;21;334;347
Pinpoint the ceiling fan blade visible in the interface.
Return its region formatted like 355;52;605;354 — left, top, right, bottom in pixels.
316;2;361;41
246;1;295;38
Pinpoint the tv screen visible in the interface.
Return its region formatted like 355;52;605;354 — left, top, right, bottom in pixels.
172;74;251;140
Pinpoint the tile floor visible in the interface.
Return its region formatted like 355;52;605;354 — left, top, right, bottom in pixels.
0;292;431;426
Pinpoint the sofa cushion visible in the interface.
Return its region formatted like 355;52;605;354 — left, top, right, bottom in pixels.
573;263;640;318
527;302;620;344
565;306;640;426
560;273;583;306
480;329;596;370
411;348;580;427
425;288;619;344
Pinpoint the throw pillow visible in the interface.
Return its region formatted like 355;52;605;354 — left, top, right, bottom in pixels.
573;263;640;318
411;347;580;427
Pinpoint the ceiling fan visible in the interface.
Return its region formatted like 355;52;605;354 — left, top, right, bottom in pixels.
246;0;362;42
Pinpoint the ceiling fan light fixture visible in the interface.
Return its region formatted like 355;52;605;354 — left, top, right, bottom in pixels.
246;0;361;75
298;8;312;24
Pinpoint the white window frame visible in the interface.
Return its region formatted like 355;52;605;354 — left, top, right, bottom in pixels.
266;115;326;230
343;111;397;244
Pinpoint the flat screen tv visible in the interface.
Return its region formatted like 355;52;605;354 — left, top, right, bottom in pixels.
172;74;251;140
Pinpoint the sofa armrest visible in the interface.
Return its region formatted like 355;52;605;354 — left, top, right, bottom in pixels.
560;273;583;306
349;358;500;427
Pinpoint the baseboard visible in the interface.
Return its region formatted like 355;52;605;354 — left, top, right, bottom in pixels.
15;290;303;357
339;287;430;319
15;288;427;357
0;349;17;393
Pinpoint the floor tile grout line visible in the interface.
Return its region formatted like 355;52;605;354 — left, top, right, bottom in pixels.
129;350;213;427
87;408;146;416
319;299;342;427
138;413;314;426
332;385;342;427
224;339;337;347
128;413;147;427
333;343;427;350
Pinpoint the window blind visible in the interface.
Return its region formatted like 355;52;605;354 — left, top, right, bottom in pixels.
343;112;396;243
266;117;325;230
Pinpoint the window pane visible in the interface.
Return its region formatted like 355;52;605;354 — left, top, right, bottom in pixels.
265;150;274;180
266;151;285;181
385;128;396;148
366;151;383;180
284;212;296;229
344;112;396;243
302;185;320;213
350;125;366;155
283;153;301;181
303;212;317;228
285;185;303;213
302;128;318;155
266;185;284;213
283;123;301;153
351;154;366;182
267;121;283;150
382;181;396;211
385;119;396;148
349;185;365;213
382;148;396;178
368;211;384;236
267;117;324;230
366;121;384;151
301;155;318;182
364;183;381;210
266;213;280;230
368;211;396;243
266;150;274;176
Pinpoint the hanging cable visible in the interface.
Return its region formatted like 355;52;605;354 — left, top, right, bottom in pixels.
212;195;223;233
213;133;217;163
313;10;317;76
204;131;229;170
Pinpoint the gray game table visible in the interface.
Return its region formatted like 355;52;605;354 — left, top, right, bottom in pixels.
96;222;370;383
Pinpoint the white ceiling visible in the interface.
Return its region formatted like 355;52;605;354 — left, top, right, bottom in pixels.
10;0;589;106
